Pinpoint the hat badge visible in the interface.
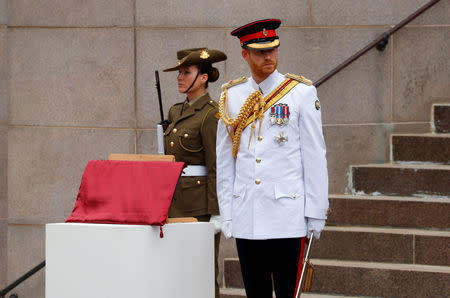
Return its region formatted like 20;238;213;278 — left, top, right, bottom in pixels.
262;28;268;36
200;50;210;59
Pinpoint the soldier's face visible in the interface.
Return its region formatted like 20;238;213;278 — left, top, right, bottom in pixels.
242;48;278;79
177;65;208;94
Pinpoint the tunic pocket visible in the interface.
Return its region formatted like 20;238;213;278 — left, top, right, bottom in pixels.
178;129;203;152
232;182;247;200
180;176;208;213
274;182;304;200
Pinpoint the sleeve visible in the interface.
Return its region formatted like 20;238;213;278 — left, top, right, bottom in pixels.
201;108;220;215
298;86;329;219
216;114;236;222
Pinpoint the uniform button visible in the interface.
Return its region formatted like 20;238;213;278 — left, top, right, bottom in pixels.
197;180;201;185
257;136;263;141
233;194;237;198
255;179;261;185
256;157;261;163
184;133;189;138
293;195;296;199
170;141;174;147
172;128;177;134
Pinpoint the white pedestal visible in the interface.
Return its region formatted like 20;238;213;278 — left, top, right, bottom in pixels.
46;222;214;298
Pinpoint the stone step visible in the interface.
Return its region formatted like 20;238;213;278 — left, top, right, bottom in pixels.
220;287;361;298
350;163;450;197
311;226;450;266
328;194;450;229
391;133;450;164
220;288;246;298
309;259;450;297
223;258;450;297
433;103;450;133
224;258;243;289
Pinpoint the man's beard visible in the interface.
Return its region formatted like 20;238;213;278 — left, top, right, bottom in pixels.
254;60;277;78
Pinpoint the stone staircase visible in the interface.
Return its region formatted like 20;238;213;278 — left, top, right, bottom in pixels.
220;103;450;297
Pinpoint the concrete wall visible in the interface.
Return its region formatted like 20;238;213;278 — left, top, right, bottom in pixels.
1;0;8;289
2;0;449;296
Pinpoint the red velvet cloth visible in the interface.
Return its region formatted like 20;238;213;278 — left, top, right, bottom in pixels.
66;160;184;226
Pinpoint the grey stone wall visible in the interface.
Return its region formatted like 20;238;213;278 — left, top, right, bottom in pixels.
1;0;8;289
2;0;449;296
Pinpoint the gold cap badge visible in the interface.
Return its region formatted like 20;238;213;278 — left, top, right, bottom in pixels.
263;28;268;36
200;50;210;59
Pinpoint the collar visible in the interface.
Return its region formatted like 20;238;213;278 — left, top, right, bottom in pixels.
183;92;211;111
187;92;207;106
250;70;283;96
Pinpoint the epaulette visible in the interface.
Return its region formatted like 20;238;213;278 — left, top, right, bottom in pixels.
207;99;218;108
285;73;313;86
221;76;248;90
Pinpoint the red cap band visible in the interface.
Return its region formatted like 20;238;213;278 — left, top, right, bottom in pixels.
239;29;277;44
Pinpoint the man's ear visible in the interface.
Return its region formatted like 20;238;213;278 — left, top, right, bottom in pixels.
241;48;249;62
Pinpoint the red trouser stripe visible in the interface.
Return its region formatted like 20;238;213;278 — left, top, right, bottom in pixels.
294;237;305;296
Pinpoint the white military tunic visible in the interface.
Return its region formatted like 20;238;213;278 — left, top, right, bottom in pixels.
216;70;328;239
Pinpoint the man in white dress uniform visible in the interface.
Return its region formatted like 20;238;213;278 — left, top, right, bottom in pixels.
216;19;329;298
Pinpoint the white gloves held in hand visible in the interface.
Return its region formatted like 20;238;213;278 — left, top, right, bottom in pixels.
307;218;325;239
221;220;232;239
209;215;222;234
216;218;324;240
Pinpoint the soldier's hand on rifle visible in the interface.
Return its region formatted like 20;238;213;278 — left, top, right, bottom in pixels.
159;120;171;131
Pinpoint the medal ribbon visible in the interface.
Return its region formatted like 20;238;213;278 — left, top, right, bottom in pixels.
242;78;298;129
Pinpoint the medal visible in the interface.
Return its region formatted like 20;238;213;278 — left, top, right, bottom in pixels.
274;131;288;146
270;103;290;126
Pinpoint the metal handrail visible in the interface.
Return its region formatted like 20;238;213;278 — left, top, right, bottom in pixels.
314;0;441;87
0;0;442;297
0;261;45;298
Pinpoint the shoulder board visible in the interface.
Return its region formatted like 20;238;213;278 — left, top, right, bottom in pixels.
285;73;313;86
207;99;218;108
221;76;248;90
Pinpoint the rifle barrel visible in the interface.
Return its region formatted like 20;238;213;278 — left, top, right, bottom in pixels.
155;70;164;123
